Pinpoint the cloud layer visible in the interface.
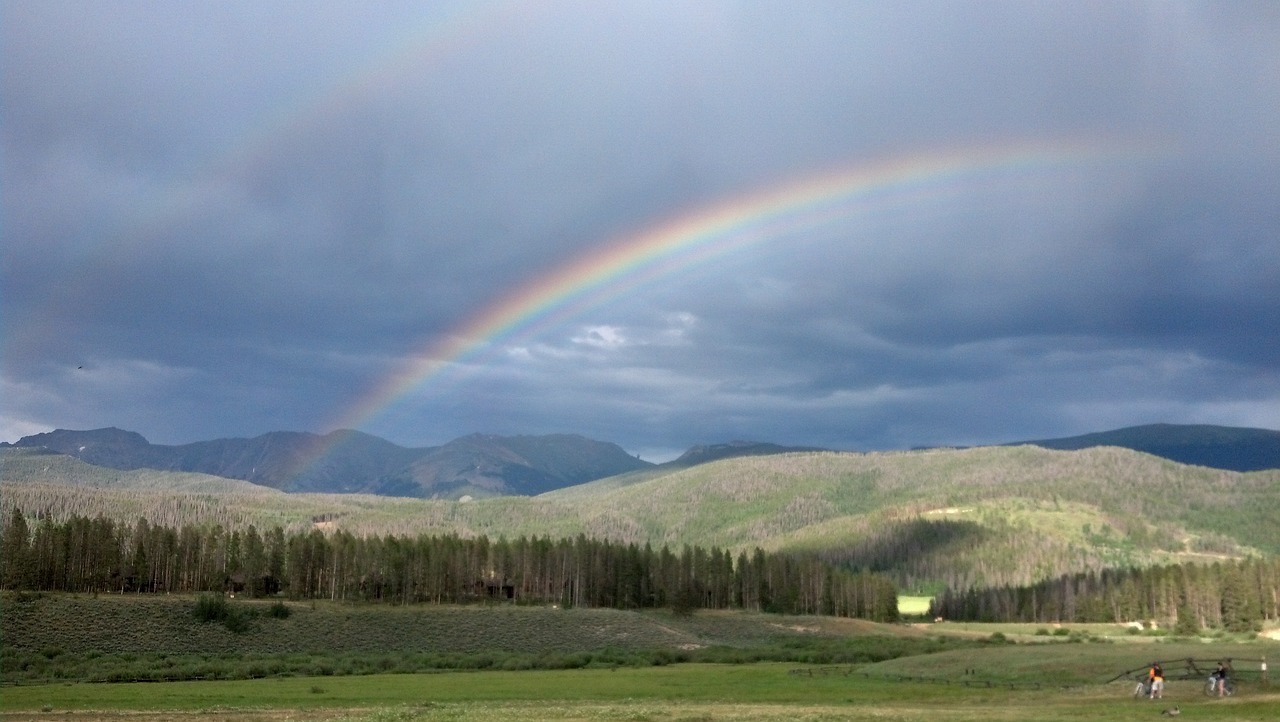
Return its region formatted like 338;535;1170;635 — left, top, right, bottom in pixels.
4;0;1278;460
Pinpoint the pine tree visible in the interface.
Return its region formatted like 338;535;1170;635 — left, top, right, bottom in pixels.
1220;565;1260;632
1174;599;1200;636
1;507;32;589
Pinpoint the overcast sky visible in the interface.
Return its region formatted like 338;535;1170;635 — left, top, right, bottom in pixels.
4;0;1278;461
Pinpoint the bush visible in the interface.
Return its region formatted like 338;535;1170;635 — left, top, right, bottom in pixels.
192;593;254;633
222;610;254;634
266;601;291;619
193;594;231;623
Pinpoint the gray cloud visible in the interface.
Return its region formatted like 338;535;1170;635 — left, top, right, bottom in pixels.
4;1;1278;455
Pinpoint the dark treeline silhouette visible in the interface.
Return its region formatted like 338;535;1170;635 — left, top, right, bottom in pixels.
0;509;898;620
930;557;1280;631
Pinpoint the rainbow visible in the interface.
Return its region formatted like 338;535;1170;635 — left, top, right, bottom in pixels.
287;137;1155;481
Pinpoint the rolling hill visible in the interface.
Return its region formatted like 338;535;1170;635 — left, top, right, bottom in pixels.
5;443;1278;591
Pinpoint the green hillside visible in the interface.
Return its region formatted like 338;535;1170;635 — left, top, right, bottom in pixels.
4;445;1278;590
551;445;1278;543
0;448;276;493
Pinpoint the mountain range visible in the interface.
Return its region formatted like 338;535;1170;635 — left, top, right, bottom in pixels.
5;423;1278;499
1;427;650;498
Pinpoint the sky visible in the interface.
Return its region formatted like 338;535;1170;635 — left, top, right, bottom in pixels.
3;1;1279;463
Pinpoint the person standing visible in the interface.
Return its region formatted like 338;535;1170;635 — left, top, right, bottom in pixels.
1149;662;1165;699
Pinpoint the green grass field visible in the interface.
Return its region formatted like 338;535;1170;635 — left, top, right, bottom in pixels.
2;663;1278;722
897;595;932;615
4;593;1278;721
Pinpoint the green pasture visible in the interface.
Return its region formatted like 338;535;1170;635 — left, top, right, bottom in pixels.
897;595;932;615
2;662;1278;722
4;593;1278;721
868;638;1279;683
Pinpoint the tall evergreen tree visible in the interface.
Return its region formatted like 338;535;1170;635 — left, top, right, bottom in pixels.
1;507;32;589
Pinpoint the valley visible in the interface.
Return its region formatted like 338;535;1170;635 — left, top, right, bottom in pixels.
3;429;1279;721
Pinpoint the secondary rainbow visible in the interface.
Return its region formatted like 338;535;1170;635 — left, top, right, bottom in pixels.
28;1;529;365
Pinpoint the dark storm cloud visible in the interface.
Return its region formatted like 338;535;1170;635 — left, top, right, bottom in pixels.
3;1;1278;453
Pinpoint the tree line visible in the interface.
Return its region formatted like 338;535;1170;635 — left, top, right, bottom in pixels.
0;509;899;620
930;556;1280;631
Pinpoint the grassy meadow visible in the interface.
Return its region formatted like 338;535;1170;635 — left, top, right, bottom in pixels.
3;660;1279;722
897;595;932;616
1;593;955;685
3;593;1278;721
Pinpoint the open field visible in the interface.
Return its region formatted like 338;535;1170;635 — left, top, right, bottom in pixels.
898;595;932;616
2;662;1279;722
0;593;958;685
4;595;1278;720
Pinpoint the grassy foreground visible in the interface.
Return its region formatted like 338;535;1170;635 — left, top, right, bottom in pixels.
4;594;1278;721
2;663;1278;722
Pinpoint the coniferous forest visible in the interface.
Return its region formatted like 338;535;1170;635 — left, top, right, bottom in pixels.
930;556;1280;630
0;509;899;621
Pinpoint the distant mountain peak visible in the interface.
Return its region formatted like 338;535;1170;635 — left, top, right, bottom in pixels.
1018;423;1280;472
17;427;151;447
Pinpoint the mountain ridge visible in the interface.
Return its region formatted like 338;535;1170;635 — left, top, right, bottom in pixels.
2;428;650;498
1016;422;1280;472
5;422;1278;499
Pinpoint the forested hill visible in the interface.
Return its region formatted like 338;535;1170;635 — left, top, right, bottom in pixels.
4;444;1278;593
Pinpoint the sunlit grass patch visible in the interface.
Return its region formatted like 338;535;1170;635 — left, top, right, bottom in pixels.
897;596;932;616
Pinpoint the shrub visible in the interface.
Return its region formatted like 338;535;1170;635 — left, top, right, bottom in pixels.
193;594;231;624
222;610;253;634
192;593;254;633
